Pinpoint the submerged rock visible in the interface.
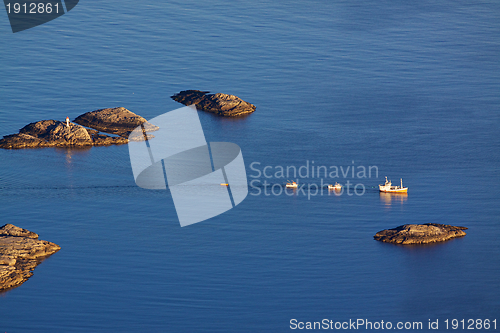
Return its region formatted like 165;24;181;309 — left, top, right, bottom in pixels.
374;223;467;245
0;119;127;149
74;107;158;137
171;90;256;116
0;224;60;292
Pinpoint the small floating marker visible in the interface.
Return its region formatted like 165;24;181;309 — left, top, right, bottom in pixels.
220;183;229;186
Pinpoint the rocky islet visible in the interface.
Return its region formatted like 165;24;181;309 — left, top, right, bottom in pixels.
0;94;255;149
0;224;60;292
171;90;256;116
0;107;157;149
374;223;467;245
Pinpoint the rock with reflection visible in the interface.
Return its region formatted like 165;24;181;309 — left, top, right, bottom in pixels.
171;90;256;116
374;223;467;245
0;224;60;292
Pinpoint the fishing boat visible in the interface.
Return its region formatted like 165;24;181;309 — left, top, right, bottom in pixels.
379;176;408;193
285;181;298;189
328;182;342;191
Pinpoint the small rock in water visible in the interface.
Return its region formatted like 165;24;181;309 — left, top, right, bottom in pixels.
374;223;467;245
171;90;256;116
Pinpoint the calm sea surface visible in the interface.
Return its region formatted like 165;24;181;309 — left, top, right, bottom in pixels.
0;1;499;332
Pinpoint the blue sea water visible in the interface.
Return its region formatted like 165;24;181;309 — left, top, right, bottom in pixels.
0;1;499;332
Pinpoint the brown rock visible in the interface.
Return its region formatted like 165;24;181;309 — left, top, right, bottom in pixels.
0;257;16;266
0;119;129;149
0;133;49;149
0;224;38;239
0;120;93;149
171;90;256;116
0;107;156;149
171;90;210;105
374;223;467;245
91;133;129;146
0;224;60;292
19;119;60;137
74;107;158;137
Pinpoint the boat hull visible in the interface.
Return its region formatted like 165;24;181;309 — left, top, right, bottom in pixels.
379;188;408;193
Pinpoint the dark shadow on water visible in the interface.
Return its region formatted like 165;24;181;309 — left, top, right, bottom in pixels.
0;254;59;296
199;109;254;122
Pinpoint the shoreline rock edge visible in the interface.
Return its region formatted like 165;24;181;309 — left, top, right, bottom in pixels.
0;224;60;292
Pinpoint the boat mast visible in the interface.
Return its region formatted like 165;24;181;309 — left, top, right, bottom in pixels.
401;178;403;188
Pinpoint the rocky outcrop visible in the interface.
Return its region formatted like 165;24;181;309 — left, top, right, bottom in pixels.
0;107;157;149
171;90;256;116
374;223;467;245
0;119;127;149
74;107;158;137
0;224;60;292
